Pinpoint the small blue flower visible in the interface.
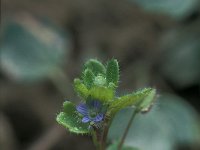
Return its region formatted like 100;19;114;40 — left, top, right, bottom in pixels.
76;100;104;123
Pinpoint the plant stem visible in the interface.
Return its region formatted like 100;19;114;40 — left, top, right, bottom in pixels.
92;130;100;149
99;117;112;150
100;126;109;150
118;109;138;150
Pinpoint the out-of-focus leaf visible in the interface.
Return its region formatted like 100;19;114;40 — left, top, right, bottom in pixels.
161;23;200;88
132;0;199;19
107;141;139;150
56;101;89;134
0;15;70;81
108;94;200;150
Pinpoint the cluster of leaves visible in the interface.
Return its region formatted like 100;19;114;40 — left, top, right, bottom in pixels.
56;59;156;149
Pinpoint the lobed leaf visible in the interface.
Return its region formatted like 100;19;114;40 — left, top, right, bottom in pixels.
109;88;156;115
84;59;106;76
106;59;119;86
56;101;89;134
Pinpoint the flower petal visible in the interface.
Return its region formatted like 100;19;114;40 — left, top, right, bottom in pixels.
82;116;90;123
76;103;88;115
93;113;104;122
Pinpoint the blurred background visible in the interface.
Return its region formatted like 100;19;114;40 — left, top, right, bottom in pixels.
0;0;200;150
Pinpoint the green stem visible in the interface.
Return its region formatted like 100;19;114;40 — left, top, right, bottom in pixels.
118;109;138;150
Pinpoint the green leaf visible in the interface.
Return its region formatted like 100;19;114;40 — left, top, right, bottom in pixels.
137;88;156;112
83;69;95;89
56;101;89;134
109;88;155;115
84;59;106;76
132;0;199;20
108;94;200;150
74;78;89;99
89;86;114;103
0;17;70;82
107;141;139;150
106;59;119;86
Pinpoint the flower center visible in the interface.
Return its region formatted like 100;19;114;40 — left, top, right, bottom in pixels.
89;110;98;118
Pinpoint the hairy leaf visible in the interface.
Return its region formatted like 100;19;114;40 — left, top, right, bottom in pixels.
83;69;95;89
74;78;89;99
109;88;156;115
94;75;107;87
137;88;156;113
56;101;89;134
89;86;114;103
84;59;106;76
106;59;119;86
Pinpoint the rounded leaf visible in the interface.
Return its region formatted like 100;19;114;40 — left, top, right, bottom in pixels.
0;15;70;81
84;59;106;76
56;101;89;134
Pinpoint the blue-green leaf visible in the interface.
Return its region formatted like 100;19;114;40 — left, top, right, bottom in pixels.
108;94;200;150
132;0;199;19
161;24;200;88
0;16;70;81
107;141;139;150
